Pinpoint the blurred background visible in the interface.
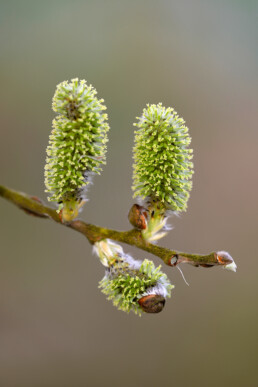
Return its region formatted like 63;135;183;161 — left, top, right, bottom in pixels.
0;1;257;386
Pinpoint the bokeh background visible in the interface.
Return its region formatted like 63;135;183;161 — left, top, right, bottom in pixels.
0;1;257;386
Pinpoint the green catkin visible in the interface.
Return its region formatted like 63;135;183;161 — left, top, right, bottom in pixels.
44;78;109;218
95;240;173;315
99;258;173;316
133;103;193;213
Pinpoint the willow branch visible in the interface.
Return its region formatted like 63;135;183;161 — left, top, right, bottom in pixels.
0;184;233;269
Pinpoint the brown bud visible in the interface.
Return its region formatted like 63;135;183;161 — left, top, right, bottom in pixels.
168;255;178;266
128;204;148;230
138;294;166;313
216;251;233;265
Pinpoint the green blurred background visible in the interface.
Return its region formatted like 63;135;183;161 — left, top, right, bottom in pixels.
0;1;257;386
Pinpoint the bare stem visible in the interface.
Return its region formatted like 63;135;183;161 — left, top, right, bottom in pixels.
0;184;233;269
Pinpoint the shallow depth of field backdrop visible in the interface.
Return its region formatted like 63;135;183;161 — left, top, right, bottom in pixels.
0;1;257;386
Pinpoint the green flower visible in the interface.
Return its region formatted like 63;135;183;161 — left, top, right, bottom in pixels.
44;78;109;219
96;240;173;315
133;103;193;213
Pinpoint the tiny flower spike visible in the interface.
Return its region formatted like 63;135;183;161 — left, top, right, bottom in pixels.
44;78;109;221
94;239;173;315
132;103;194;241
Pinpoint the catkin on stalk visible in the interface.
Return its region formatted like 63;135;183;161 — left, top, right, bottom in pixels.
133;103;193;213
44;78;109;220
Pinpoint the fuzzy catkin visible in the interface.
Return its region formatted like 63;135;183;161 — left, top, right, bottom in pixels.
95;239;173;315
133;103;193;212
45;78;109;204
99;258;173;315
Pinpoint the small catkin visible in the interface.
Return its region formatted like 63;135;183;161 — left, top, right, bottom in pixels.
44;78;109;211
99;259;173;315
133;103;193;213
95;240;173;315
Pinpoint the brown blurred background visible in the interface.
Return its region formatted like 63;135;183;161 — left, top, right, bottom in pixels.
0;1;257;386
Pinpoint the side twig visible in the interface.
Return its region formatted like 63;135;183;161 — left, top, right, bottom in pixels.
0;184;234;269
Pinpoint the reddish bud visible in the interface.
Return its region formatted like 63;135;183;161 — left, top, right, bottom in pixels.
138;294;166;313
168;255;178;266
128;204;148;230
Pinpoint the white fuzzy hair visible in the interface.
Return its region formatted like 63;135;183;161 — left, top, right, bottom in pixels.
142;283;169;298
123;254;142;270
